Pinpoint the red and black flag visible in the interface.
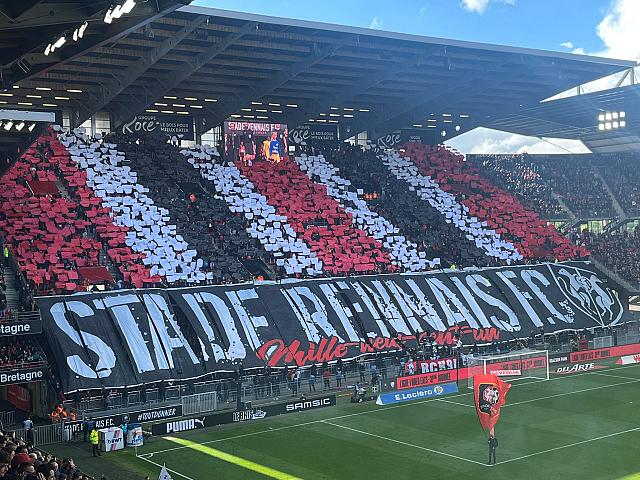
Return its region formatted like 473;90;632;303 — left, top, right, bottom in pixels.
474;374;511;431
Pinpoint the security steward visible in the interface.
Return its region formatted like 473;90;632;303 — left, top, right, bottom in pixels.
89;427;101;457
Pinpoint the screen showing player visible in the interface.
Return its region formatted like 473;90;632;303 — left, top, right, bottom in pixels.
224;121;289;165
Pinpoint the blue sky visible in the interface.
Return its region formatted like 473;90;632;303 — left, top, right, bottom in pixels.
192;0;639;153
193;0;613;56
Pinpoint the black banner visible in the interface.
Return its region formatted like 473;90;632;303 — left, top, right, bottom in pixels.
0;367;46;386
121;114;194;140
290;124;338;145
63;404;182;436
152;395;336;436
0;320;42;336
36;262;628;392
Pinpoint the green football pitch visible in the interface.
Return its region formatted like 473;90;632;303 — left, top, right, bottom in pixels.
52;362;640;480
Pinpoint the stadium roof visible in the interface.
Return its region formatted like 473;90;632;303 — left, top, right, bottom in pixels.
484;84;640;153
3;4;637;142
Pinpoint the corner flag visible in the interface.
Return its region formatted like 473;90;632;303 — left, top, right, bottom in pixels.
473;374;511;431
159;465;173;480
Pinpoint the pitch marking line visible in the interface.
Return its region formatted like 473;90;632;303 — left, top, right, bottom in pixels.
164;436;302;479
137;455;195;480
322;420;489;467
435;398;475;408
142;363;640;457
590;371;640;381
496;426;640;465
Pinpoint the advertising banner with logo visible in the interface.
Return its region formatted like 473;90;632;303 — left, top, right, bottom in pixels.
152;394;336;436
375;128;432;149
121;114;194;140
0;367;46;386
570;342;640;364
63;405;182;436
0;320;42;336
36;261;628;392
555;363;605;374
376;382;458;406
290;124;338;145
617;353;640;365
405;357;457;374
396;355;547;390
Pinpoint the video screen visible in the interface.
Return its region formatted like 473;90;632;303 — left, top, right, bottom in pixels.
224;121;289;165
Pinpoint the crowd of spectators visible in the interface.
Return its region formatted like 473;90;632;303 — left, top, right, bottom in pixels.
469;154;568;219
316;143;494;268
572;224;640;286
0;432;91;480
0;338;44;370
536;155;615;218
599;154;640;217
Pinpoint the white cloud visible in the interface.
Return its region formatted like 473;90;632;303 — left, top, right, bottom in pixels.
369;16;383;29
560;41;574;49
461;0;515;14
595;0;640;61
419;5;427;15
445;127;590;155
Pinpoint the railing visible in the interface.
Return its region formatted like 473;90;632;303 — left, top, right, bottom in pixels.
5;423;65;447
0;311;41;323
0;410;15;428
182;392;217;416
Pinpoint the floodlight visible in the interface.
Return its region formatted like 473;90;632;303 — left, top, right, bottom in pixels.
15;122;25;131
605;112;612;121
112;5;123;19
54;35;66;49
104;7;114;23
121;0;136;14
620;111;626;118
28;123;36;132
620;121;626;128
598;114;605;122
441;130;447;137
613;121;619;128
44;43;52;56
455;125;461;131
605;122;612;130
4;121;13;131
598;124;605;131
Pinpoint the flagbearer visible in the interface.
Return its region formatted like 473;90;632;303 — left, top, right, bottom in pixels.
488;433;498;465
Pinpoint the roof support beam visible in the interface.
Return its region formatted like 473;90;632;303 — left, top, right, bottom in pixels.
200;40;349;131
74;16;208;124
108;21;258;129
285;50;445;129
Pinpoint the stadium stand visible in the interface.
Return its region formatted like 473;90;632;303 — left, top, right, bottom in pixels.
598;154;640;218
401;143;587;261
0;130;157;294
316;143;502;268
535;155;616;219
469;154;568;219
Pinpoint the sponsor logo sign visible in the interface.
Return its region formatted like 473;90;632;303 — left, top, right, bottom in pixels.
549;354;569;365
489;369;521;376
555;363;604;374
376;382;458;405
0;321;42;336
290;124;337;145
0;367;45;385
151;395;337;436
616;354;640;366
121;114;194;139
570;343;640;364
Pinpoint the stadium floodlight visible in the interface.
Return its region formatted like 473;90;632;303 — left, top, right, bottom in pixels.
4;121;13;131
104;7;114;23
54;35;66;49
121;0;136;14
441;130;447;137
44;43;52;56
598;111;627;131
455;125;461;131
73;21;88;41
28;123;36;132
15;121;25;131
111;4;124;19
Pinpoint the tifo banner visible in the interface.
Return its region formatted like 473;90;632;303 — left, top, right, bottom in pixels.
474;374;511;431
121;113;194;140
35;261;628;392
0;320;42;336
376;382;458;405
290;124;338;145
151;394;336;436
